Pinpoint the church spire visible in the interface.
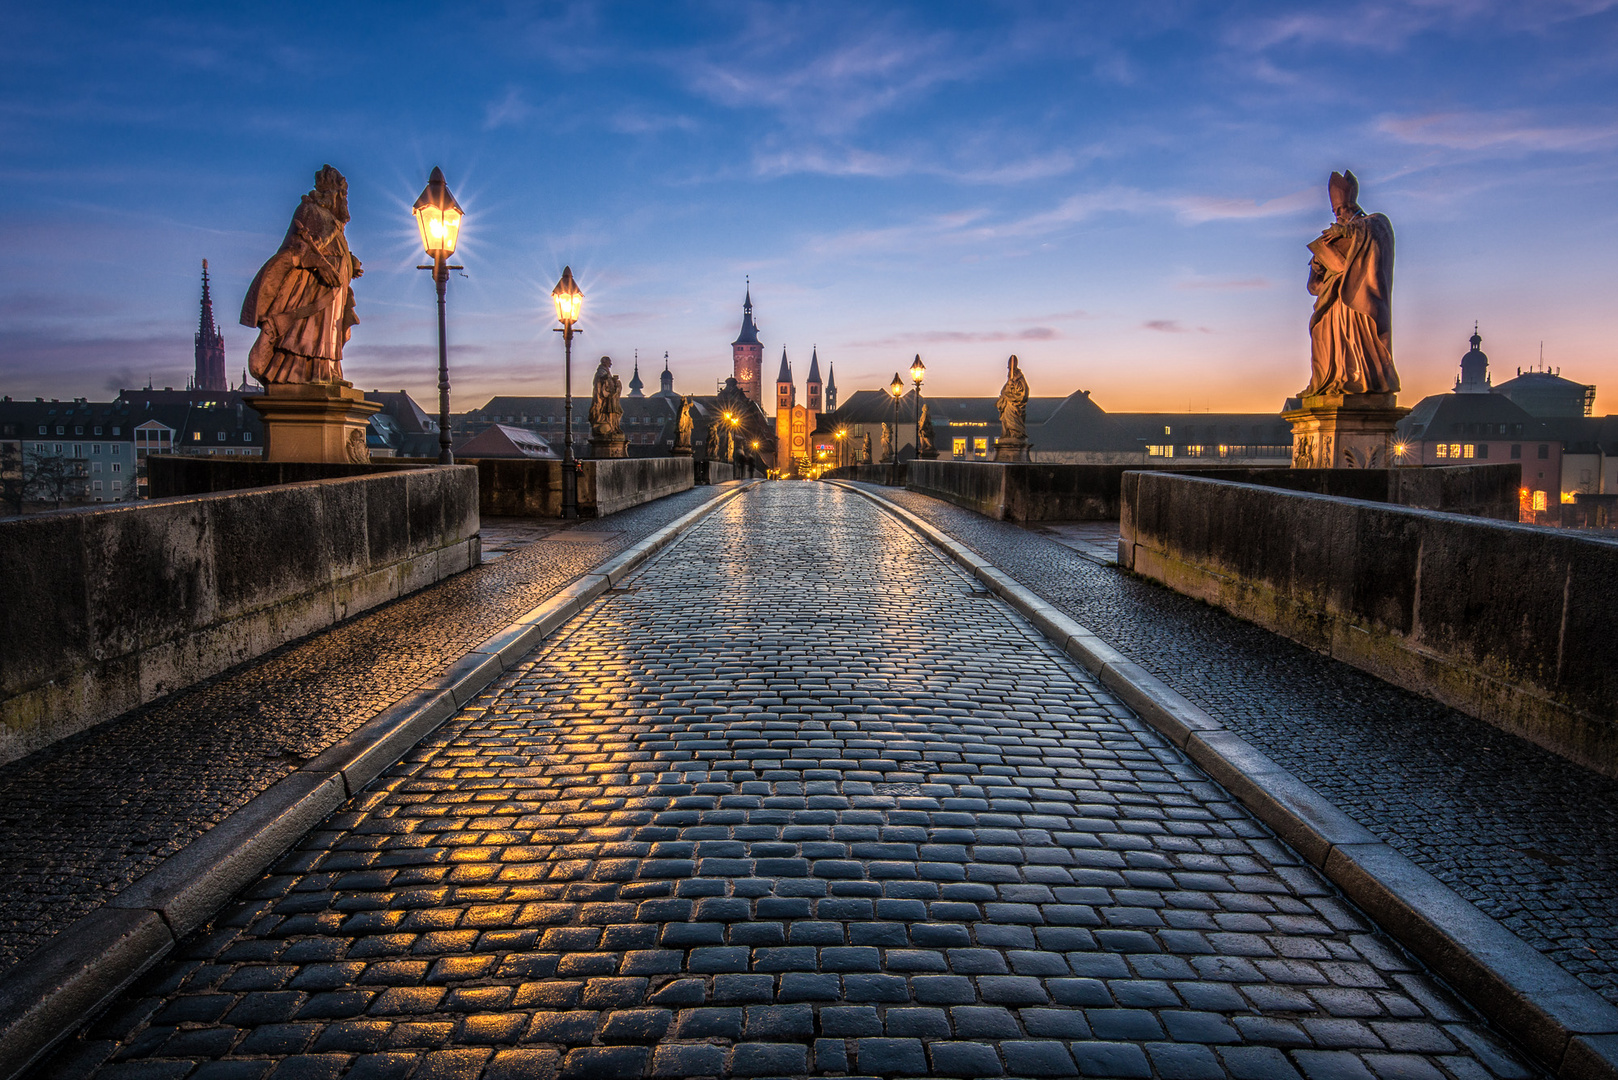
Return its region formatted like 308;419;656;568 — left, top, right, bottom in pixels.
659;351;674;396
628;350;645;397
825;362;838;412
194;259;227;392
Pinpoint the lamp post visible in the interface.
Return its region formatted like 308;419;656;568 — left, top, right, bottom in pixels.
551;267;584;519
413;167;464;465
887;372;903;485
835;427;846;470
910;354;926;461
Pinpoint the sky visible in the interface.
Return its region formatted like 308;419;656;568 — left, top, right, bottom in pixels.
2;1;1616;414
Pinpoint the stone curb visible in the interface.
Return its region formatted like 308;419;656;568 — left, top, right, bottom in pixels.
832;480;1618;1080
0;480;759;1079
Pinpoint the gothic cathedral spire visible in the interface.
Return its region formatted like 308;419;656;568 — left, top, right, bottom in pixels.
194;259;227;392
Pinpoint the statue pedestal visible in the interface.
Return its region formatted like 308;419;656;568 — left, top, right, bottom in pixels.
994;438;1031;463
1283;392;1409;469
247;382;380;464
591;435;628;459
672;446;693;457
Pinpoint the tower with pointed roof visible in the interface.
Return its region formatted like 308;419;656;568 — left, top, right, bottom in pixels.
805;347;824;413
732;280;764;405
194;260;227;392
775;347;794;413
628;353;645;398
825;363;838;413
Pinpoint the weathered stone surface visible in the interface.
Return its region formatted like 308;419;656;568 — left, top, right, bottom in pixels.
36;483;1535;1080
1120;471;1618;775
467;457;693;518
0;466;479;764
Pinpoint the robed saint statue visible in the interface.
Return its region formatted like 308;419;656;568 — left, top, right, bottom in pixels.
996;355;1029;442
1305;171;1399;397
241;165;363;385
589;356;624;439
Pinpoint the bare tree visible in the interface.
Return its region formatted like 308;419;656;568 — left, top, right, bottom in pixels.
24;448;80;510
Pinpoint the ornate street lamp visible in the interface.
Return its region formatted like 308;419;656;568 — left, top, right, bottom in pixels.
835;426;847;469
910;354;926;462
413;167;464;465
887;372;904;484
551;266;584;519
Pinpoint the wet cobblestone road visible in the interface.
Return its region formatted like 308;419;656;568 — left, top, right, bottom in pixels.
42;484;1538;1079
0;485;738;974
862;485;1618;1007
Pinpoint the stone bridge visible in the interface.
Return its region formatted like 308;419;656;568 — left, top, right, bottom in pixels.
1;480;1615;1080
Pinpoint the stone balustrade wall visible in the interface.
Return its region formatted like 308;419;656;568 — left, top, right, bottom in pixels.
905;460;1520;523
0;466;479;764
1120;471;1618;776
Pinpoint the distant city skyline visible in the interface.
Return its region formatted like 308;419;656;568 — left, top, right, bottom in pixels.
2;2;1616;413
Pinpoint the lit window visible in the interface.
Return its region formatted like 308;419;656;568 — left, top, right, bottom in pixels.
1435;444;1448;459
952;438;966;458
1164;426;1172;435
1532;490;1547;512
1561;492;1577;504
1463;444;1475;459
193;431;202;441
1449;444;1461;458
1147;445;1173;457
973;438;988;457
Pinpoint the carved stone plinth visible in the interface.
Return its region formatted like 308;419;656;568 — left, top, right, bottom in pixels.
247;382;380;463
1283;392;1409;469
993;438;1031;463
671;446;693;457
591;435;628;459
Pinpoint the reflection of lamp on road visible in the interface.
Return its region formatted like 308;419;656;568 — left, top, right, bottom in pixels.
551;267;584;519
887;372;904;485
910;354;926;463
412;167;464;465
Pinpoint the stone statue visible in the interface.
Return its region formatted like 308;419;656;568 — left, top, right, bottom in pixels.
917;402;936;458
241;165;363;385
996;355;1029;442
589;356;623;438
881;423;893;463
706;413;721;461
1305;170;1398;397
674;396;694;455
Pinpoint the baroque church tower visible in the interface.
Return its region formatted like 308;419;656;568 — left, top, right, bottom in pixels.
194;260;227;392
776;347;795;413
732;280;763;404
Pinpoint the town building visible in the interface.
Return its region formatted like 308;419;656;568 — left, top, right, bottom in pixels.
454;423;557;458
0;397;137;511
1398;329;1617;520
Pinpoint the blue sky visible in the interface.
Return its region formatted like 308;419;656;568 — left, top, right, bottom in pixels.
3;1;1616;412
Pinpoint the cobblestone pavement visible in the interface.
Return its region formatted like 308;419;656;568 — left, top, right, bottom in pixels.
865;485;1618;1006
0;485;741;974
43;483;1539;1079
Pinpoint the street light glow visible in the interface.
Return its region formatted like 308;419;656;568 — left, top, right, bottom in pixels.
412;167;463;260
551;266;583;326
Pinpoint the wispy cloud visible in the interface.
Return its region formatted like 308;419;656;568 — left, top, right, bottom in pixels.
1378;110;1618;153
1174;277;1271;291
483;86;534;131
844;327;1059;349
1143;319;1187;333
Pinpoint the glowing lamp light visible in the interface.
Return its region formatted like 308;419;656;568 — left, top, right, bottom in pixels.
552;266;583;326
910;354;926;385
412;167;464;260
888;373;904;398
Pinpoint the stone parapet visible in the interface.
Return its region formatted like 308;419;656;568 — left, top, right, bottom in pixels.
468;456;693;518
1120;471;1618;776
905;460;1521;524
0;466;480;765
